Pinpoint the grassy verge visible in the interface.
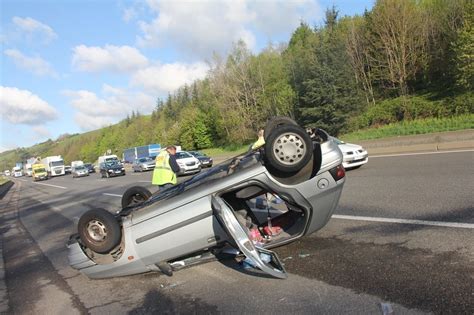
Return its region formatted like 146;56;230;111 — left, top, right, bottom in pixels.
341;114;474;142
201;144;249;157
0;176;10;185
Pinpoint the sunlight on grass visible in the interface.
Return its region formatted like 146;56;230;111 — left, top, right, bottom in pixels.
341;114;474;141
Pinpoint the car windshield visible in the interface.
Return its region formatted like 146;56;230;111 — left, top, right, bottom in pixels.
129;151;261;214
35;168;46;173
84;163;91;167
75;166;86;170
175;152;193;159
138;157;152;163
106;161;119;167
190;151;205;157
51;160;64;167
332;137;345;145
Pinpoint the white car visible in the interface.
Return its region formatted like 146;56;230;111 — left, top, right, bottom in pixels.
175;151;201;175
4;170;10;176
332;137;368;169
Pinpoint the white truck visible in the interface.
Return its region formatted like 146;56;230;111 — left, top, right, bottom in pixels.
24;163;33;176
41;156;65;177
12;166;23;177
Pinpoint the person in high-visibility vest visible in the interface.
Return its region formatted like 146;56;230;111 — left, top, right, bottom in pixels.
152;146;180;190
251;128;265;150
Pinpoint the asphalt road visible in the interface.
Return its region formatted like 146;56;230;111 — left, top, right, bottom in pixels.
1;150;473;314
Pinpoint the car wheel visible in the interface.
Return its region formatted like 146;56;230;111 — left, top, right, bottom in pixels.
264;124;313;173
78;209;121;254
264;116;298;141
121;186;152;209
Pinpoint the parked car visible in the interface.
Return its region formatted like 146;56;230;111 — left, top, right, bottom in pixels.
188;151;213;168
332;137;368;169
4;170;11;176
99;161;126;178
132;157;155;172
65;165;72;174
84;163;96;173
175;151;201;175
68;117;346;280
72;165;89;178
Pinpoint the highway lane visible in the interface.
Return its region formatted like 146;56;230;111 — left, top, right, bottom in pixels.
2;150;473;313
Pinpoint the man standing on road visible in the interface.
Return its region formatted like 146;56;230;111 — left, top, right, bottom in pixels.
152;145;180;190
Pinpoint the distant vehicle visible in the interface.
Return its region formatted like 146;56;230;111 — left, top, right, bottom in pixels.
98;155;120;165
32;164;48;181
41;156;65;177
12;166;22;177
65;165;72;174
175;151;201;175
71;160;84;168
188;151;213;168
72;165;89;178
132;157;155;172
84;163;95;173
24;163;33;176
99;161;125;178
332;137;368;169
4;170;11;176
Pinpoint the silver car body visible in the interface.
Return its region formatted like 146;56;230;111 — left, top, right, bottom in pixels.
332;137;368;169
132;157;155;172
68;135;345;279
72;166;89;178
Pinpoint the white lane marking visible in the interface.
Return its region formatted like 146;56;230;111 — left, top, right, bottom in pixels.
370;149;474;159
332;214;474;229
103;193;122;197
33;182;67;189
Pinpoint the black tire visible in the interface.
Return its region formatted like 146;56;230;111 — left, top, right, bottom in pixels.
264;116;298;141
121;186;152;209
78;209;121;254
264;124;313;173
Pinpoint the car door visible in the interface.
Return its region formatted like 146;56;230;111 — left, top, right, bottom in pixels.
211;196;287;279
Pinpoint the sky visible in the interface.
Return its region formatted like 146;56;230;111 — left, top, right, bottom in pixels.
0;0;373;153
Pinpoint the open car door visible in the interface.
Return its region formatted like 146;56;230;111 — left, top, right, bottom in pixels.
211;196;287;279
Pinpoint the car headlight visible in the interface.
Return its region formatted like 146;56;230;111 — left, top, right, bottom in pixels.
121;168;125;170
108;170;113;172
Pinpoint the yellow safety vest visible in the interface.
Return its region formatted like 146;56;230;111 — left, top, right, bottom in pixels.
152;151;177;186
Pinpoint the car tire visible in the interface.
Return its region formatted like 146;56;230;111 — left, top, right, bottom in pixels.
78;209;121;254
264;124;313;173
264;116;298;141
121;186;152;209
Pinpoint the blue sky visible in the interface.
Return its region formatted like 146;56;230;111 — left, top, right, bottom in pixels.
0;0;373;153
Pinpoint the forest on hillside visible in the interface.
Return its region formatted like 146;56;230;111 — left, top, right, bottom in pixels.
1;0;473;166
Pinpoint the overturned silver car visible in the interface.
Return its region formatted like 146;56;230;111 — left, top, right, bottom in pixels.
68;117;345;279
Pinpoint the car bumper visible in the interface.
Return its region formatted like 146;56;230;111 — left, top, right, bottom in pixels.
342;155;368;168
108;170;126;176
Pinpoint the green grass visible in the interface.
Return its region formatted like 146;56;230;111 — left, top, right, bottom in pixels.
201;144;249;157
341;114;474;142
0;176;10;185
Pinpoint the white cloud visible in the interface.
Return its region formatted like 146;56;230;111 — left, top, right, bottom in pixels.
131;62;209;94
31;125;51;139
0;86;58;125
136;0;322;58
12;16;57;43
63;85;155;131
4;49;58;77
72;45;149;73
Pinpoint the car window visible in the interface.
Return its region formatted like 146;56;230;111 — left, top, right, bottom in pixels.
176;152;193;159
